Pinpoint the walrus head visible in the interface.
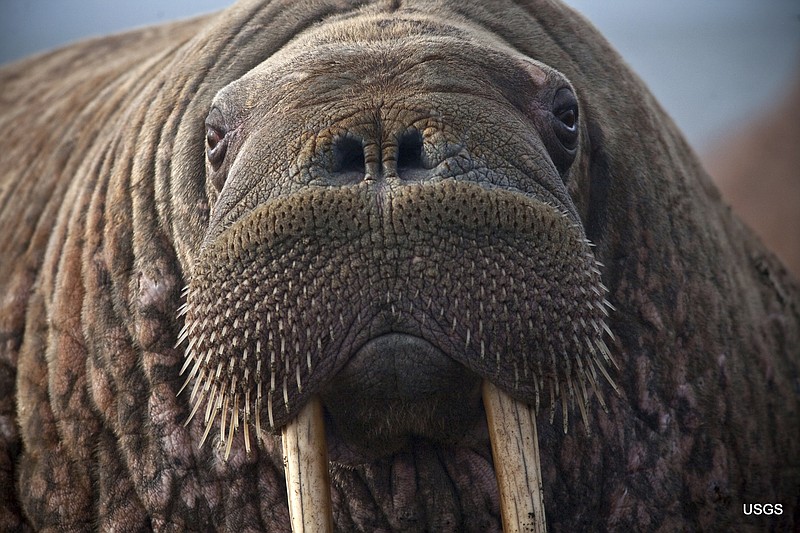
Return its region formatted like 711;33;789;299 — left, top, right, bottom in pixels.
175;13;615;526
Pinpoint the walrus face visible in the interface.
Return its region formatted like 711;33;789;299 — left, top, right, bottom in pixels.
178;13;614;521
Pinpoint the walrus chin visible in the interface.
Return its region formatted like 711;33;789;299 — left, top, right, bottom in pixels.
176;179;616;531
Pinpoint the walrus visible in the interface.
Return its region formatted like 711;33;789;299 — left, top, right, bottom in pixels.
1;0;798;531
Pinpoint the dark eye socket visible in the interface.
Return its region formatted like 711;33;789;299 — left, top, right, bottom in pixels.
543;87;580;176
205;123;228;168
557;107;577;131
551;87;579;152
206;126;223;150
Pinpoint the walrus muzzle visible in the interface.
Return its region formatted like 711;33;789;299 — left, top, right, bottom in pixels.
178;178;615;530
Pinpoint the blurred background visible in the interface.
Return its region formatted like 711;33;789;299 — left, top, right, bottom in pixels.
2;0;798;272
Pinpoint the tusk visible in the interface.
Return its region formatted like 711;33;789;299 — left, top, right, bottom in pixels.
483;380;547;533
281;396;334;532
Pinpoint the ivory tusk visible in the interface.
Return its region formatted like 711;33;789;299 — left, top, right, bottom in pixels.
482;380;547;533
281;396;334;532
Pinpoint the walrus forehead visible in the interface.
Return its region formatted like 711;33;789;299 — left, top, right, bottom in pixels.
214;12;555;121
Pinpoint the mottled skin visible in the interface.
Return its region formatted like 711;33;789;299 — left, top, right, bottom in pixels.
0;1;798;532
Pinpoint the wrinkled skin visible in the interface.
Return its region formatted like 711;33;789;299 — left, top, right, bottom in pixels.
1;0;798;531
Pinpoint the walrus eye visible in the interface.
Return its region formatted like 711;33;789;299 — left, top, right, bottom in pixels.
552;87;579;152
544;86;580;175
558;108;576;131
205;125;228;168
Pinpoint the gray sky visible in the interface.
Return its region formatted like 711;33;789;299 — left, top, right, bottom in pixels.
1;0;798;151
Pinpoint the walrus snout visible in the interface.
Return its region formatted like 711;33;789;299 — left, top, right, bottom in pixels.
180;181;615;449
320;333;482;462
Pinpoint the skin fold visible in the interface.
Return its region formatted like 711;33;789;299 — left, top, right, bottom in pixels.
0;0;798;530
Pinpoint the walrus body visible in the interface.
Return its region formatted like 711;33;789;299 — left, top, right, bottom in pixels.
1;1;798;531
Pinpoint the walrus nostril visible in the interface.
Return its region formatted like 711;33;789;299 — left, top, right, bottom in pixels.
331;135;366;176
396;129;425;178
